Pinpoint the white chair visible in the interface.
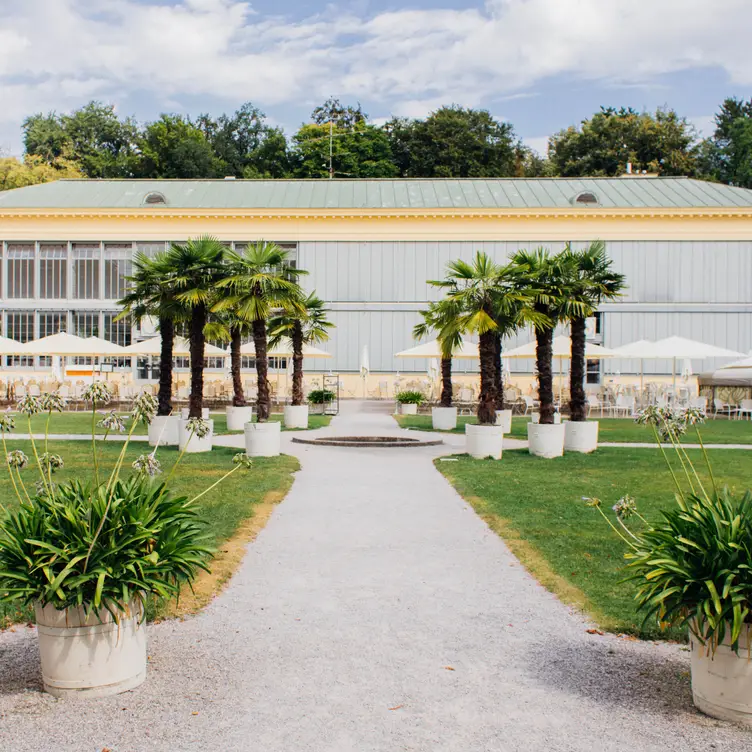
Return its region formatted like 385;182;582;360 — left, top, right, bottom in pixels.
28;384;41;397
15;384;26;399
520;395;537;416
611;395;635;417
738;399;752;421
689;396;707;415
587;394;607;417
713;398;738;419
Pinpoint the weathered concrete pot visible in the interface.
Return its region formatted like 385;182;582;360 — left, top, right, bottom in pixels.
35;600;146;699
226;405;253;431
495;409;513;433
564;420;599;453
465;423;503;460
147;415;180;447
691;625;752;726
178;418;214;453
432;406;457;431
527;422;565;458
283;405;309;429
245;421;281;457
400;403;418;415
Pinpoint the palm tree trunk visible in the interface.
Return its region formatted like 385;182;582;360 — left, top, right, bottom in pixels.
477;330;497;425
569;317;587;422
157;316;174;416
291;320;304;407
536;324;555;425
252;318;270;421
230;326;245;407
493;334;505;410
440;356;452;407
188;305;207;419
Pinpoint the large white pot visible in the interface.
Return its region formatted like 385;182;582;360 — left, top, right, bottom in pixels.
147;415;180;447
178;418;214;453
35;600;146;699
495;409;513;433
226;405;253;431
400;403;418;415
527;422;566;458
284;404;309;429
180;407;209;419
245;421;281;457
564;420;599;453
691;625;752;726
432;406;458;431
465;423;503;460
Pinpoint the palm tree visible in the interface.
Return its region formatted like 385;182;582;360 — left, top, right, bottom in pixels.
204;310;254;408
218;242;305;421
413;298;463;408
432;252;532;425
511;248;583;425
269;292;333;406
560;242;626;422
164;236;226;419
118;251;184;417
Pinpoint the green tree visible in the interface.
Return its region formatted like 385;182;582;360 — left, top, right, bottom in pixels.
698;97;752;188
218;243;305;421
164;237;226;418
269;292;334;407
137;115;222;178
384;106;522;178
548;107;698;177
559;242;626;422
0;155;83;191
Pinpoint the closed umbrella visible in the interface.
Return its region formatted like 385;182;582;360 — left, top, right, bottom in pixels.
360;346;370;397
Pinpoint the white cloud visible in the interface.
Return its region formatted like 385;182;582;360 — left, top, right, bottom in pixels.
0;0;749;153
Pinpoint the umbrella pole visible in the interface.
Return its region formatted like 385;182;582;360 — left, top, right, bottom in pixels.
640;360;644;406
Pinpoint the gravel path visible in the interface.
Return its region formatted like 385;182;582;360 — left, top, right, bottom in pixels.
1;402;750;751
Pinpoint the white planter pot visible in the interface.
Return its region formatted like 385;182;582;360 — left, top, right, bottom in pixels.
180;407;209;419
178;418;214;453
691;625;752;726
35;600;146;699
465;423;503;460
245;421;281;457
527;422;566;458
147;415;180;447
495;409;513;433
400;403;418;415
283;404;309;429
226;405;253;431
564;420;599;453
432;406;457;431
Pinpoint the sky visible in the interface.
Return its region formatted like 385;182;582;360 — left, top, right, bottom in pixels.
0;0;751;157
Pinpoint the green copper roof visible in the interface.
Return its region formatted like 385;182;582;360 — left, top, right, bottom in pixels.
1;177;751;210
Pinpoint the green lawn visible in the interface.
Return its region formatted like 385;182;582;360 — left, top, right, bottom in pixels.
437;447;752;639
0;439;299;627
396;413;752;444
8;411;331;436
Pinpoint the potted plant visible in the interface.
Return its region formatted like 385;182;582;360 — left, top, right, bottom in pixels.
561;242;625;453
308;388;336;414
0;384;252;698
395;390;424;415
589;406;752;726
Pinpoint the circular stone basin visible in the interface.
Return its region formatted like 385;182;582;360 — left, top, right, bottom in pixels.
292;435;443;448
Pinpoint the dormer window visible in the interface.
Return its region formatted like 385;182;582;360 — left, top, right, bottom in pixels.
143;192;167;206
573;191;599;206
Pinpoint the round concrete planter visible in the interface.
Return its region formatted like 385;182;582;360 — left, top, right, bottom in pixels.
245;421;281;457
180;407;209;419
178;418;214;453
465;423;503;460
147;415;180;447
432;406;457;431
283;404;309;429
564;420;599;453
527;422;565;458
495;409;513;433
226;405;253;432
35;600;146;699
400;403;418;415
691;625;752;726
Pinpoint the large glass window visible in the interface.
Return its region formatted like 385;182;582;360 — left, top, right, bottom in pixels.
72;244;100;299
71;311;99;365
104;244;132;299
136;242;166;258
103;312;132;368
38;312;67;367
241;356;287;370
7;244;35;298
6;311;34;367
39;244;68;299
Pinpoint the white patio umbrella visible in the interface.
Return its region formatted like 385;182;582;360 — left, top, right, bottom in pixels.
720;354;752;370
395;338;479;359
612;339;656;394
0;335;29;354
238;340;332;358
24;332;110;356
84;336;129;356
124;337;227;357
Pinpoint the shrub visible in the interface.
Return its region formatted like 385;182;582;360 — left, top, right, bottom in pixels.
308;389;336;404
395;390;425;405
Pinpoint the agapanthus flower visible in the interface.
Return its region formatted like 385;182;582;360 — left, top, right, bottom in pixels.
16;394;41;417
682;407;707;427
187;417;212;439
82;381;113;405
97;411;127;433
232;452;253;468
131;391;158;425
0;414;16;432
7;450;29;469
39;392;67;413
612;495;637;520
583;496;602;508
39;453;64;474
132;453;162;477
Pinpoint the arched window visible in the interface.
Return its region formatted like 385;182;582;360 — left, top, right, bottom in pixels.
143;192;167;205
573;191;599;206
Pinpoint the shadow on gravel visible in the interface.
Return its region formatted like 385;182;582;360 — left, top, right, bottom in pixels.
525;635;695;716
0;633;43;695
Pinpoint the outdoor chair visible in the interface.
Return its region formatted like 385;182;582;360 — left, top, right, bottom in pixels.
587;394;608;417
28;384;41;397
611;395;636;417
689;396;708;415
713;398;738;419
520;395;537;416
738;399;752;421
